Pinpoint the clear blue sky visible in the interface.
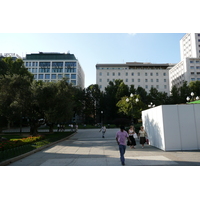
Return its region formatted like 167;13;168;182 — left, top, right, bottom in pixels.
0;33;186;88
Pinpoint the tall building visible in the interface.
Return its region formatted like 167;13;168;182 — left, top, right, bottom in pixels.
169;33;200;91
23;52;85;89
96;62;175;94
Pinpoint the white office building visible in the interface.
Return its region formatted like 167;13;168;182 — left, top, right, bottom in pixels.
169;33;200;91
96;62;175;94
23;52;85;89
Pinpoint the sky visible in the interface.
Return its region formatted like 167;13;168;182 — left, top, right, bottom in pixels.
0;33;186;88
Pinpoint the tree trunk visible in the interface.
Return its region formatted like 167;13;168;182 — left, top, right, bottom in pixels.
49;124;54;134
30;121;38;135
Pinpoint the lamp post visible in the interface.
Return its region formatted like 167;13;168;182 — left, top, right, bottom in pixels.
126;93;139;125
101;111;103;126
186;92;199;102
148;102;155;108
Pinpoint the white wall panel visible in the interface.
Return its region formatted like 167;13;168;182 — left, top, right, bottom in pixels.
178;105;198;150
162;105;182;151
194;105;200;149
142;104;200;151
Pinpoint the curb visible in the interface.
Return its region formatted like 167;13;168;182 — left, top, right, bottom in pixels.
0;132;77;166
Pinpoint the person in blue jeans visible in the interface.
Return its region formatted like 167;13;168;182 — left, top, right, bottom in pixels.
116;126;131;166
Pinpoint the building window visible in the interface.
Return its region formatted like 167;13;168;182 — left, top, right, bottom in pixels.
150;73;153;76
107;72;109;76
39;62;50;67
126;72;128;76
164;85;167;89
107;79;109;82
132;79;134;82
151;79;153;82
65;62;76;67
52;62;63;67
52;68;63;73
113;72;115;76
39;68;50;73
190;66;194;69
34;74;37;79
191;72;195;75
71;80;76;85
145;72;147;76
52;74;56;79
38;74;43;79
138;72;140;76
118;72;121;76
99;79;102;82
65;74;70;79
190;60;194;63
99;72;102;76
45;74;50;79
58;74;63;79
156;72;159;76
65;67;76;73
164;79;166;82
156;79;159;82
191;78;195;81
156;85;159;89
196;66;200;69
138;79;140;82
145;85;148;89
126;79;128;82
163;72;166;76
131;72;134;76
71;74;76;79
145;79;148;82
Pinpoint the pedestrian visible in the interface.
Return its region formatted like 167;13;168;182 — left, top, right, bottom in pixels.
116;125;132;166
99;125;106;138
75;124;78;133
138;126;148;148
127;125;137;149
57;124;60;132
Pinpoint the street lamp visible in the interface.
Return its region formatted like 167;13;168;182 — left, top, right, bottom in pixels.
101;111;103;126
148;102;155;108
126;93;139;125
186;92;199;102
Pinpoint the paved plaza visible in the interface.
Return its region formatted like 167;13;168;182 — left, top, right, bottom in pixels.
5;128;200;166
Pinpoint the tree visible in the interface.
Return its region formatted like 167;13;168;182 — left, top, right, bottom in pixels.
188;81;200;98
116;94;146;124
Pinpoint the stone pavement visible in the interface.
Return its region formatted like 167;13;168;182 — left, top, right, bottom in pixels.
7;128;200;166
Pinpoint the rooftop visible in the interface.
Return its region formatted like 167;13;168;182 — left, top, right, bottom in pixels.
24;52;77;60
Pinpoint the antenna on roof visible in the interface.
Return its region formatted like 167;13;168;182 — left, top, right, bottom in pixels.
67;51;70;54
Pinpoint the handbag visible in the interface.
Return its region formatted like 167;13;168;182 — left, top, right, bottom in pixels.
133;133;137;139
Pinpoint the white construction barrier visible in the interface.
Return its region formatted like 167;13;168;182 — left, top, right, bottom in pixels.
142;104;200;151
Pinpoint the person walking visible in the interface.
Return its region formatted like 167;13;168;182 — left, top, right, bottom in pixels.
138;126;148;148
116;125;131;166
99;125;106;138
75;124;78;133
57;124;60;132
127;126;137;149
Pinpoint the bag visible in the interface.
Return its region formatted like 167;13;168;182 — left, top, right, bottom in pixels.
133;133;137;139
146;138;149;145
